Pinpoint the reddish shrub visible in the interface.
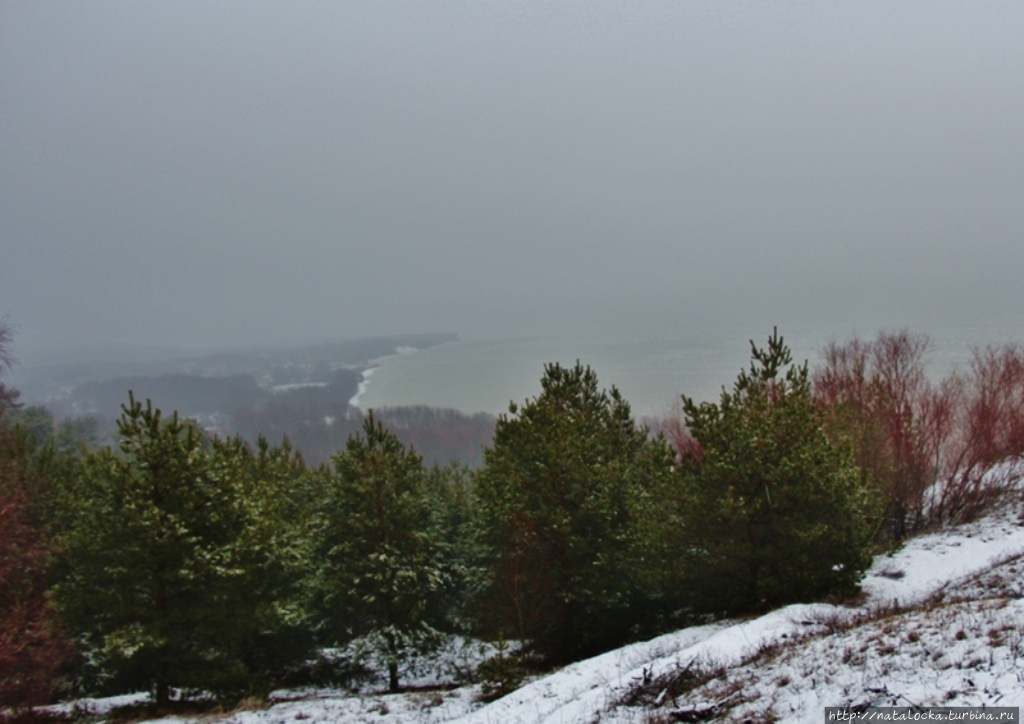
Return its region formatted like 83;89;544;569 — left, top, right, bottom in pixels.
929;345;1024;524
0;325;71;710
814;331;942;540
813;331;1024;539
651;404;703;464
0;474;71;709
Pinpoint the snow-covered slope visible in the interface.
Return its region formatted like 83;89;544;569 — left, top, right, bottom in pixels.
62;498;1024;723
458;499;1024;724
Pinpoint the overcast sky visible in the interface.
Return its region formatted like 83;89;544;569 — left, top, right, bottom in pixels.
2;1;1023;360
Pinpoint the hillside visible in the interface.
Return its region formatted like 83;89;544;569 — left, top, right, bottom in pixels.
55;478;1024;724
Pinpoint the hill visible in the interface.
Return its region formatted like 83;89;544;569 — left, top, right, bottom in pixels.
53;474;1024;723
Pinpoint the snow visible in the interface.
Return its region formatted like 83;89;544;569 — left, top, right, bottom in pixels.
457;495;1024;724
348;366;377;407
225;688;481;724
47;495;1024;723
47;693;150;718
861;502;1024;608
269;382;329;394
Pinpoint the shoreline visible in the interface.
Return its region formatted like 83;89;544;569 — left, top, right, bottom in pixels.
339;325;1024;420
348;365;378;408
347;346;424;410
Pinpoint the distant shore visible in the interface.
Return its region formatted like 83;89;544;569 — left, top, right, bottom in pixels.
346;323;1024;420
348;345;428;409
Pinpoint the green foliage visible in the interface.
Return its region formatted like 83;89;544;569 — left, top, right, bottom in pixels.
475;633;525;703
51;394;315;704
475;362;678;664
203;434;319;694
422;462;488;635
309;412;448;692
10;405;99;458
10;406;54;446
678;330;876;615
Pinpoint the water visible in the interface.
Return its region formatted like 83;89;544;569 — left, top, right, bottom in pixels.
355;319;1024;420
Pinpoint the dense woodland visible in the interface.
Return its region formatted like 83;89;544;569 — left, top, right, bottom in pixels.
3;324;1024;713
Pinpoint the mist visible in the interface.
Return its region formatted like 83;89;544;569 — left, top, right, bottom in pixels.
3;1;1023;362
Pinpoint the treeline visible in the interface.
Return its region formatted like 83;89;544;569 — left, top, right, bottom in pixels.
30;330;472;467
232;395;494;468
45;367;494;467
3;328;1024;712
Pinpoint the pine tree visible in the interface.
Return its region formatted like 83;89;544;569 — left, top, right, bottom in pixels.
421;461;487;637
204;434;318;694
310;412;447;692
678;330;876;614
475;362;677;664
52;394;314;704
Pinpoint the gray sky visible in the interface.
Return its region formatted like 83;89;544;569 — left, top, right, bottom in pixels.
2;1;1023;360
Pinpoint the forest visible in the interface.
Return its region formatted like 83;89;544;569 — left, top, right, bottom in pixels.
3;324;1024;715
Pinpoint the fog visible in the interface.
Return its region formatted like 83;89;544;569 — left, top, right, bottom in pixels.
3;2;1023;362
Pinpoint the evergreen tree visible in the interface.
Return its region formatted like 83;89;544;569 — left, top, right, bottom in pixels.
310;412;447;692
52;394;314;704
204;434;318;693
421;462;487;637
678;330;876;615
475;362;677;664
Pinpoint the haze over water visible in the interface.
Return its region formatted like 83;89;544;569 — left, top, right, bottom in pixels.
355;318;1024;419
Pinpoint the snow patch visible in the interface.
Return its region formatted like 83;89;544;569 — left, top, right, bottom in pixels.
270;382;329;394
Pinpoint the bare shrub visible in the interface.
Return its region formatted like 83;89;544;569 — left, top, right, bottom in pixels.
814;332;1024;539
619;655;727;710
928;345;1024;524
0;440;72;709
0;324;71;709
0;320;20;418
814;331;942;540
654;412;702;464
